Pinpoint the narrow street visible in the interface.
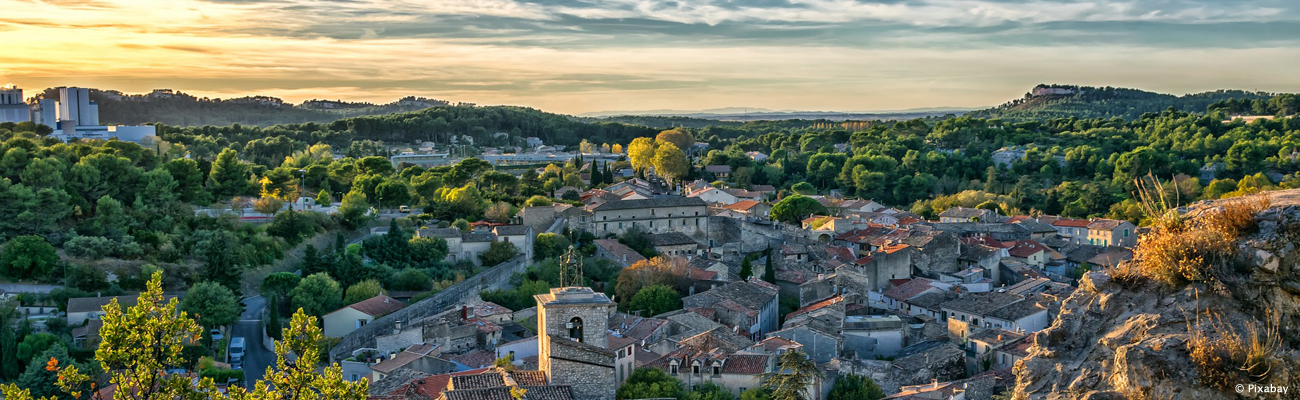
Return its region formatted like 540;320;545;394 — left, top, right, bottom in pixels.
233;296;275;389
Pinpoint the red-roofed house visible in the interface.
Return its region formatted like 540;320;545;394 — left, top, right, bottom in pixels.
882;278;946;311
1005;240;1050;267
722;200;771;218
1052;218;1091;245
785;295;844;320
324;295;406;338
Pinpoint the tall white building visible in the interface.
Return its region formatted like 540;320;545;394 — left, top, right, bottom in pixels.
0;84;30;124
44;87;156;143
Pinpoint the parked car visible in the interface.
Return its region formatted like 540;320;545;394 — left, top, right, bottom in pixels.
228;337;246;368
398;205;411;213
210;328;223;343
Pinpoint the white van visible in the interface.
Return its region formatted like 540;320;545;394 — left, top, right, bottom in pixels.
228;337;246;368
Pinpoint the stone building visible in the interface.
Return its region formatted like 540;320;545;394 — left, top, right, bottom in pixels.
534;287;617;400
572;196;709;240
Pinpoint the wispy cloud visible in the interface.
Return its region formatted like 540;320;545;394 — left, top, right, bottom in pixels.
0;0;1297;114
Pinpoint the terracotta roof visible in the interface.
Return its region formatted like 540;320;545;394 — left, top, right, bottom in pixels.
883;278;938;301
1051;218;1090;228
687;307;717;319
1005;215;1031;223
720;354;769;374
786;295;843;320
723;200;762;211
823;246;856;262
1086;219;1125;230
882;244;911;254
1005;240;1048;258
751;336;802;353
372;347;436;374
593;239;646;265
341;294;406;317
608;334;637;351
473;302;513;317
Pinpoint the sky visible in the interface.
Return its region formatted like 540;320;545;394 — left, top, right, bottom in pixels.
1;0;1299;115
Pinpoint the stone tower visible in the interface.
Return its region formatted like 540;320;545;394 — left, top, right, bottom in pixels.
535;287;616;400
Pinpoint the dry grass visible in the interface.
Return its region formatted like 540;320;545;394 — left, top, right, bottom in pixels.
1185;307;1281;390
1116;176;1271;287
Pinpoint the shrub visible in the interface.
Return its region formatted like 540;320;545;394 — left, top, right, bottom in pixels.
1186;311;1281;392
64;236;118;260
1115;179;1270;287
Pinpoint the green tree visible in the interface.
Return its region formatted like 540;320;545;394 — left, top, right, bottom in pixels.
827;374;884;400
685;382;736;400
162;158;207;203
344;279;385;304
524;195;553;207
179;282;242;328
479;241;519;267
315;189;332;207
790;182;816;195
208;148;252;199
0;272;368;400
338;190;372;229
15;345;91;400
89;195;130;241
16;333;61;363
193;230;245;293
763;249;775;284
262;272;303;300
761;350;822;400
533;233;570;261
741;388;774;400
389;268;431;291
409;237;449;265
738;258;754;281
616;368;683;400
292;272;343;316
770;195;827;225
0;236;58;280
656;128;697;155
627;284;681;316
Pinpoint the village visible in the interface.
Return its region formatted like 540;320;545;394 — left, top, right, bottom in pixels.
285;160;1143;400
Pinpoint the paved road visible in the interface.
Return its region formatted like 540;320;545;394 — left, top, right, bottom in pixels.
234;296;274;389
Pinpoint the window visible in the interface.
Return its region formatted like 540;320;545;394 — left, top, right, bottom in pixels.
1124;229;1130;237
712;365;720;375
1001;354;1006;364
670;364;678;375
357;319;368;328
650;221;654;228
619;222;623;229
692;365;700;375
568;317;584;342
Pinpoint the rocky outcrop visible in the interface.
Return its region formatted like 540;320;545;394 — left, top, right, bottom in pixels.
1013;191;1300;400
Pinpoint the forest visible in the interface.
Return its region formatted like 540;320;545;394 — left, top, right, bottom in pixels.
968;84;1276;121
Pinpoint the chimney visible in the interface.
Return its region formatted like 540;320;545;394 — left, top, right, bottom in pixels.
395;320;403;333
461;305;468;320
932;379;939;389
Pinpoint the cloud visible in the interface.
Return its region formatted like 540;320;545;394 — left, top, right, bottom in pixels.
0;0;1298;114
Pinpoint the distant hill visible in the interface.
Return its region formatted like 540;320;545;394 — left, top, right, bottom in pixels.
968;84;1275;120
34;87;463;127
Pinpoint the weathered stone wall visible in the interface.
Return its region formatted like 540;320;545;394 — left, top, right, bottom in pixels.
330;255;530;361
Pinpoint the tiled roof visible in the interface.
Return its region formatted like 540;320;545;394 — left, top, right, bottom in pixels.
1051;218;1090;227
786;295;843;320
444;386;573;400
720;354;769;374
704;165;732;173
938;206;987;219
608;334;637;351
386;367;491;398
593;239;646;265
1086;219;1125;230
473;302;513;317
987;301;1046;321
883;278;938;301
750;336;802;353
591;196;706;211
941;292;1024;316
342;295;406;317
905;292;955;310
650;232;698;246
451;349;498;369
511;370;549;386
371;350;428;374
723;200;762;211
1006;240;1049;258
450;372;505;390
683;280;777;312
492;225;533;236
